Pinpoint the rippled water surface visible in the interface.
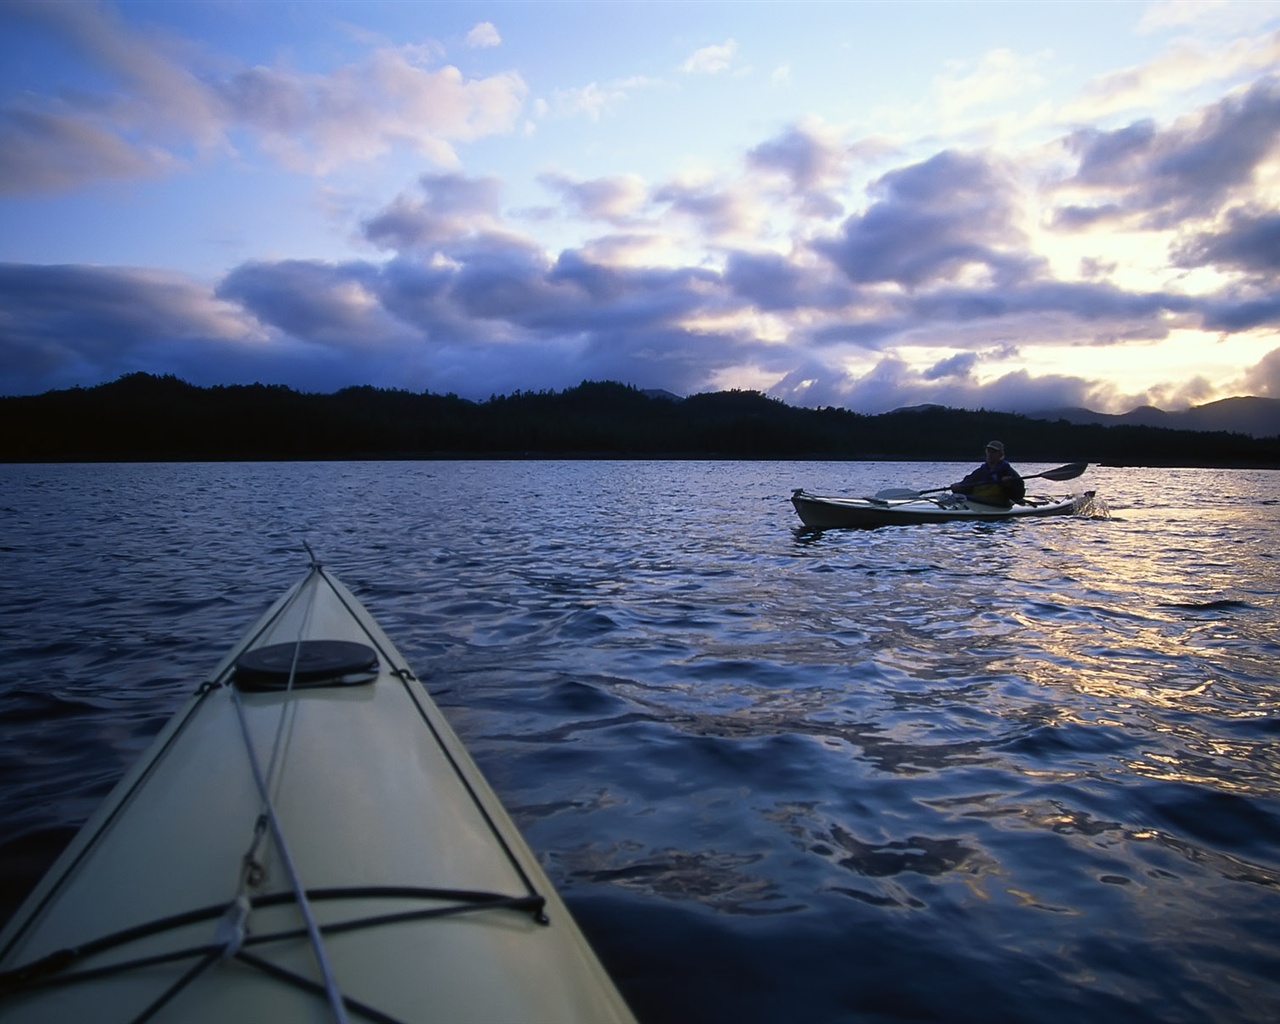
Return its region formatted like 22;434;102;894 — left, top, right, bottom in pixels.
2;460;1279;1022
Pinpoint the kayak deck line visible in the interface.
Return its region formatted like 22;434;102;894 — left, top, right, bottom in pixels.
0;885;551;996
0;558;637;1024
310;563;554;927
226;570;352;1024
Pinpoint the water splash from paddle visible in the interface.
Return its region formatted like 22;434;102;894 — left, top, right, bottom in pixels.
1073;491;1111;518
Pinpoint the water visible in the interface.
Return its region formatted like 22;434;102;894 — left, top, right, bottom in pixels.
2;460;1279;1022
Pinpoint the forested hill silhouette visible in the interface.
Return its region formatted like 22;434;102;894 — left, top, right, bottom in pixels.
2;373;1277;466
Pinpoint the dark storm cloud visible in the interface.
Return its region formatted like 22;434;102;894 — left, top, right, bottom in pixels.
722;251;854;312
544;253;727;332
815;150;1042;289
190;232;757;400
376;257;481;343
0;261;389;395
1199;293;1280;332
1067;119;1157;189
577;323;757;395
809;318;905;349
1171;202;1280;329
217;260;408;349
448;243;583;325
0;263;248;388
218;229;735;347
910;279;1195;329
1173;206;1280;275
1057;76;1280;229
923;352;978;381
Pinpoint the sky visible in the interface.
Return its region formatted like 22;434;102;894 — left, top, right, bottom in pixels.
2;0;1279;414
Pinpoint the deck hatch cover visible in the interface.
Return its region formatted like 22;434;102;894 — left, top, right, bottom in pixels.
234;640;378;690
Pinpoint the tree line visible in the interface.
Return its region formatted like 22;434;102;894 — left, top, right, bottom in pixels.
2;372;1277;466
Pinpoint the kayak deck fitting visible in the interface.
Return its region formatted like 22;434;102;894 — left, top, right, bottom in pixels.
0;556;635;1024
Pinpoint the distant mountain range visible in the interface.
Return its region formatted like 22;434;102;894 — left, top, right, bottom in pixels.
1028;396;1280;439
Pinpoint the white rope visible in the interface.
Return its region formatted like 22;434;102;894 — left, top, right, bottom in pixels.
227;568;350;1024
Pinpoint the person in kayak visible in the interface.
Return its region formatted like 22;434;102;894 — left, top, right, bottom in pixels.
951;441;1025;506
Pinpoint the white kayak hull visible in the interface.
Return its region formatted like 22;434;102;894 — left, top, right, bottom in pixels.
0;563;634;1023
791;489;1091;529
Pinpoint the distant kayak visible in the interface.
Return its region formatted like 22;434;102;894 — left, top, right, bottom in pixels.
0;558;635;1023
791;489;1093;529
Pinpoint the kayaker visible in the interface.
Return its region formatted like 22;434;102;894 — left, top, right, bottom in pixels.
951;441;1025;506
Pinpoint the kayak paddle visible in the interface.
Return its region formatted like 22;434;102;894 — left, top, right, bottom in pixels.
873;461;1089;501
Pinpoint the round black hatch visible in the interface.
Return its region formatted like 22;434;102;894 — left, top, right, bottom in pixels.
234;640;378;690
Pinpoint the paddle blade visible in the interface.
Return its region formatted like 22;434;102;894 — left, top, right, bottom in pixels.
1037;461;1088;482
873;488;921;500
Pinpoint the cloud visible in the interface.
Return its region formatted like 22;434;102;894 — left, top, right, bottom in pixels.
1056;75;1280;229
746;120;851;219
0;0;228;193
1137;1;1232;33
816;150;1040;289
1172;206;1280;275
81;227;749;399
906;279;1195;332
217;259;414;350
541;82;624;121
1197;292;1280;333
923;351;979;381
0;4;529;191
767;357;1120;417
0;262;260;391
538;172;649;224
1066;28;1280;122
722;250;854;313
363;173;506;251
0;107;177;194
930;48;1049;122
3;39;1279;416
680;39;739;75
466;22;501;48
15;0;228;148
1242;346;1280;398
651;178;759;241
747;123;843;193
1138;1;1280;39
218;49;528;172
0;195;1272;405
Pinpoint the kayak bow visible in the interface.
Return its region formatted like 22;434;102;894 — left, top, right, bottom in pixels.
0;560;635;1024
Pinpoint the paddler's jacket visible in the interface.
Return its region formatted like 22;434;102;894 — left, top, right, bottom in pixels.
952;459;1026;506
